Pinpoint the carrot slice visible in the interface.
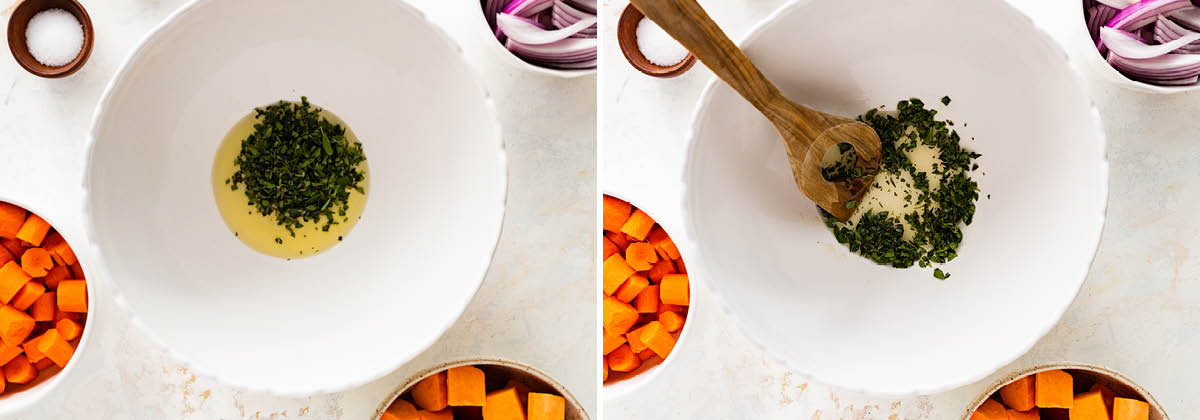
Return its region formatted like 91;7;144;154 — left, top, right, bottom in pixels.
19;248;52;277
0;248;11;268
22;334;46;363
56;318;82;341
604;231;630;252
646;227;681;260
41;232;76;266
3;354;35;384
57;280;87;313
0;204;26;239
614;273;648;303
0;305;34;347
417;409;452;420
602;196;633;232
37;329;75;368
602;254;636;296
68;261;85;280
659;311;685;333
606;344;640;372
42;265;69;290
0;342;21;366
659;274;690;306
601;237;619;260
625;324;650;354
602;296;639;335
624;242;658;271
602;328;625;355
30;292;54;322
633;285;660;314
645;258;676;282
11;281;44;311
639;321;676;358
15;215;50;247
0;239;25;260
0;261;31;303
619;210;655;241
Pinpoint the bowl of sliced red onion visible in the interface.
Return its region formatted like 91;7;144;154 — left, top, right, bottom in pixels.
479;0;597;77
1083;0;1200;92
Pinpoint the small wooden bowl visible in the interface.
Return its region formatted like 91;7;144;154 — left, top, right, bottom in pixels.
7;0;94;78
617;3;696;78
963;363;1170;420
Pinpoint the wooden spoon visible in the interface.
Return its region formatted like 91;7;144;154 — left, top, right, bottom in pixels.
629;0;882;221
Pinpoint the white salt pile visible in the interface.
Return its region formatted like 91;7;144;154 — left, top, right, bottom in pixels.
636;17;689;67
25;8;84;67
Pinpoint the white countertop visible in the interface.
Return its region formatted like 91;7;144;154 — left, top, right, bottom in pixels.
0;0;596;418
601;0;1199;418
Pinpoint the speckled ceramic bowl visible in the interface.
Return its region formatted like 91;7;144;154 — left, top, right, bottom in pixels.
0;197;99;416
470;2;595;78
1069;3;1199;94
963;363;1169;420
373;357;590;420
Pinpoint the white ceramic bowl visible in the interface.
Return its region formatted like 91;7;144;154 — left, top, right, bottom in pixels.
466;2;595;78
682;0;1107;396
963;363;1169;420
373;357;590;420
84;0;506;395
600;193;696;400
0;198;99;416
1068;2;1197;94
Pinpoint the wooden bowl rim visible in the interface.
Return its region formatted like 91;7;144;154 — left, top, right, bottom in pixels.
961;362;1170;420
616;3;697;79
6;0;95;78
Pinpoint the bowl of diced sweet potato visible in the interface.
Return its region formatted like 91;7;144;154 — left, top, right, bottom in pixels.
374;358;589;420
600;194;693;394
964;363;1168;420
0;200;93;414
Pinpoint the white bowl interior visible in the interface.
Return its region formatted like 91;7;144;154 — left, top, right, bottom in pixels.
86;0;505;394
684;0;1106;395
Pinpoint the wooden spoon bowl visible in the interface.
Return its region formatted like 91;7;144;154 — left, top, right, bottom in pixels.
7;0;94;78
617;3;697;78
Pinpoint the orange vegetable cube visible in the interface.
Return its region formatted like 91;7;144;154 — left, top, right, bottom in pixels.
602;296;638;334
602;237;619;260
0;248;11;268
37;329;74;368
0;342;21;366
602;196;632;232
645;258;676;282
1008;409;1040;420
638;349;656;361
625;324;650;354
639;321;676;358
602;255;636;296
658;303;686;314
602;357;609;382
633;285;660;313
970;399;1007;420
675;258;687;274
659;274;690;306
0;203;26;239
381;399;420;420
482;387;525;420
42;265;69;290
1070;390;1109;420
602;328;625;355
614;274;648;303
0;261;32;303
605;231;630;251
22;334;46;363
646;227;681;260
1089;384;1115;412
447;365;486;407
56;318;82;341
41;232;76;266
412;371;449;411
624;242;658;271
11;281;44;311
1035;370;1073;409
418;409;453;420
19;248;52;277
607;344;640;372
57;280;87;313
68;261;84;280
504;379;530;406
30;292;54;322
0;305;34;347
619;209;655;241
1113;398;1148;420
528;392;565;420
15;215;50;246
3;354;35;384
0;239;26;261
1000;375;1037;411
659;311;685;333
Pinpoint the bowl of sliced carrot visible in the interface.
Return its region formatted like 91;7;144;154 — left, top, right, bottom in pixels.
964;363;1168;420
0;200;93;415
374;357;589;420
600;194;693;395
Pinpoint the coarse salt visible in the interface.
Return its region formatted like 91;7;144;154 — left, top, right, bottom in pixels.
636;17;689;67
25;8;84;68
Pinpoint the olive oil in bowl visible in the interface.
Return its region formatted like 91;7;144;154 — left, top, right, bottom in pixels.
212;100;369;259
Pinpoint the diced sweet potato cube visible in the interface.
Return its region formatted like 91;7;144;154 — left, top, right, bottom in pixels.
418;409;453;420
382;399;420;420
1090;384;1115;412
1007;408;1040;420
412;371;449;411
528;392;565;420
1035;370;1073;409
447;365;486;407
1000;375;1037;411
970;399;1007;420
1069;390;1109;420
482;387;526;420
1113;398;1149;420
605;231;630;251
0;342;20;366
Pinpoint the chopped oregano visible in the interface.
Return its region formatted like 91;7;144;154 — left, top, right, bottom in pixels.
820;98;981;278
228;97;367;241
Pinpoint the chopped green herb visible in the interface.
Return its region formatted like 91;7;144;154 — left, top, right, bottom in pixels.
844;200;857;209
941;96;951;106
934;268;950;280
227;97;367;238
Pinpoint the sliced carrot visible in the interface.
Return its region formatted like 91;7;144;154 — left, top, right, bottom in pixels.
1035;370;1073;409
19;248;52;277
1006;409;1039;420
605;231;630;252
41;232;76;266
382;400;420;420
528;392;565;420
999;375;1037;411
633;284;660;314
1113;398;1149;420
602;328;625;355
482;387;525;420
57;280;87;313
33;358;53;371
658;303;686;314
659;311;685;333
639;321;676;358
56;318;81;341
0;204;26;239
0;239;26;260
602;254;636;296
624;242;658;271
3;354;35;384
15;215;50;247
446;365;485;407
36;329;73;368
10;281;43;311
602;357;609;382
1070;391;1107;420
0;306;34;347
646;227;681;260
659;274;690;306
0;248;11;268
0;261;32;303
68;261;85;280
0;342;21;366
20;334;45;363
42;265;69;290
417;409;452;420
54;309;81;323
412;371;449;411
625;324;649;354
619;209;655;241
637;349;656;361
602;296;638;334
614;273;648;303
602;237;619;260
970;399;1007;420
602;196;633;232
675;258;687;274
645;258;676;282
607;344;640;372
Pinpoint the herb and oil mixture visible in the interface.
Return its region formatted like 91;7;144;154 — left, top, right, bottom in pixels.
821;98;981;279
212;98;369;259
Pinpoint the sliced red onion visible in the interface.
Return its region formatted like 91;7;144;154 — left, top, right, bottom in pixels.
552;1;597;38
1154;14;1200;52
496;13;596;45
564;0;596;13
1101;26;1200;58
1106;0;1193;31
1169;6;1200;30
1108;53;1200;80
1153;74;1200;84
484;0;509;30
495;14;544;43
1096;0;1139;9
1088;4;1121;41
504;0;554;18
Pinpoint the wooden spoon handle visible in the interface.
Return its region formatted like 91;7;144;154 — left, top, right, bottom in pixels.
629;0;786;115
